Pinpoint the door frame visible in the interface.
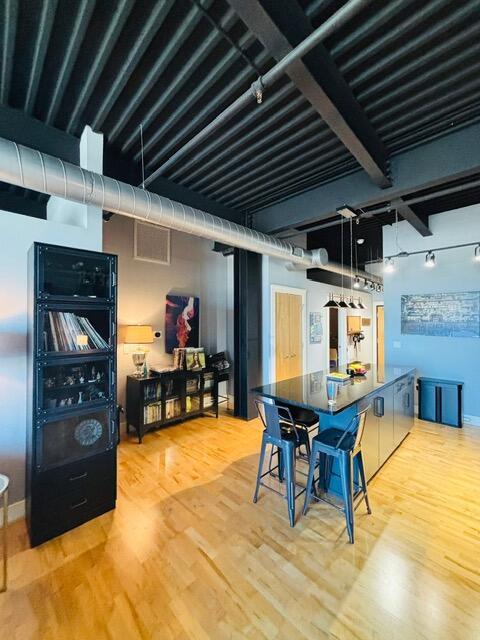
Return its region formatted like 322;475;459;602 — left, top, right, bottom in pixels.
374;302;384;367
270;284;307;383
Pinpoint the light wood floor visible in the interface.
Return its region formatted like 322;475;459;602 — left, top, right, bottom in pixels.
1;412;479;639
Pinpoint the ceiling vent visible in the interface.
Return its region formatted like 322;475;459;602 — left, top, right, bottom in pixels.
134;220;171;265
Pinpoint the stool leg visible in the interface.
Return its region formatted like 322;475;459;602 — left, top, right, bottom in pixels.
253;434;267;503
283;442;296;527
278;448;284;483
1;488;7;593
303;442;318;515
339;453;355;543
356;451;371;514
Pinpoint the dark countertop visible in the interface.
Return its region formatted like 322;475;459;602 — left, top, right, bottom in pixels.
253;364;416;415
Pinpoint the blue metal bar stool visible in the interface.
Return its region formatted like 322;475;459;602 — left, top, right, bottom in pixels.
0;474;9;592
303;406;371;543
278;404;319;435
253;399;310;527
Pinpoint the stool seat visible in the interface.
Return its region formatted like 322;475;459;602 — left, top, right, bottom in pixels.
0;475;9;495
313;428;355;452
279;422;310;445
279;405;318;428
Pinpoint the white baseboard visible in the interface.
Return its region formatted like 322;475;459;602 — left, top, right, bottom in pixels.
463;414;480;427
0;499;25;524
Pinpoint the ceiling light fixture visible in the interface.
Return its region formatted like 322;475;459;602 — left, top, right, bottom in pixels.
324;293;339;308
384;257;395;273
348;298;358;309
353;276;361;289
357;238;365;245
475;244;480;261
357;299;366;310
425;251;436;268
363;279;370;290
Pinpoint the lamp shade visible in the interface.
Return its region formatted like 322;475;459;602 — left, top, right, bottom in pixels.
123;325;154;344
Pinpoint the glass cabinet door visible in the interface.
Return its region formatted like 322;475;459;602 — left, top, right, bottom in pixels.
38;306;114;355
40;357;112;413
36;407;114;470
38;245;114;300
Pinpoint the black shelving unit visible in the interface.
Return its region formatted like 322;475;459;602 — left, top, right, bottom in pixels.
126;369;219;443
27;242;118;546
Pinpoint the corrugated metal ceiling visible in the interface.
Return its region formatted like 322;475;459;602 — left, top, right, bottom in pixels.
1;0;479;215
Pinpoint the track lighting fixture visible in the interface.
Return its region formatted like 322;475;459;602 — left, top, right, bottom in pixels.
384;257;395;273
363;279;370;290
353;276;361;289
425;251;436;268
475;244;480;261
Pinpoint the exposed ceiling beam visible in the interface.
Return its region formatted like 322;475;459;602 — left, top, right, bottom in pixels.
0;186;46;219
253;121;480;233
0;0;18;104
392;198;432;237
0;105;242;223
227;0;391;188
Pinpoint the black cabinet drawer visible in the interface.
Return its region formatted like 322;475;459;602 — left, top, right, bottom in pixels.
32;478;116;529
36;450;115;494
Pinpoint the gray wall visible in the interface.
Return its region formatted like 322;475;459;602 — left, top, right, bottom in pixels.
383;205;480;423
103;215;233;408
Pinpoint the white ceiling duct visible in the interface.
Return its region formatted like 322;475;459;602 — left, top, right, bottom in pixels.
0;136;382;283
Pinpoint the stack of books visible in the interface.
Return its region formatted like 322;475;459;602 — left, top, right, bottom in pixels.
144;402;161;424
47;311;109;352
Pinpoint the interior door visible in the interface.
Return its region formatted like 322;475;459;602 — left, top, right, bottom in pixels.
275;292;303;382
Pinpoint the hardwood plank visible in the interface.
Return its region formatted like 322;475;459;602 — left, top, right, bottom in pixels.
0;413;479;639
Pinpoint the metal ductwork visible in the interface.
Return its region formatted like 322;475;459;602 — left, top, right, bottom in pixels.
0;136;381;283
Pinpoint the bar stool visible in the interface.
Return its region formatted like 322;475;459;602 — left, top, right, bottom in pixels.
278;404;319;435
303;406;371;543
253;399;310;527
0;474;8;593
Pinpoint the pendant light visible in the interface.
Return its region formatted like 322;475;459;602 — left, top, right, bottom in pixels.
357;299;366;310
348;217;358;308
338;216;349;307
324;293;339;308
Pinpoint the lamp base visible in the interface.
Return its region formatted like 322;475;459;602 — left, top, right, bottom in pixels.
132;351;146;377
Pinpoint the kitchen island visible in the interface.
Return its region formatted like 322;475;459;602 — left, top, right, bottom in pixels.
254;364;416;485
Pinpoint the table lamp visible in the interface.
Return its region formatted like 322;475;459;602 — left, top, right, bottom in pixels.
124;325;154;376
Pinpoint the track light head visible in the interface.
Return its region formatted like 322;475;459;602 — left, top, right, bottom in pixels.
353;276;361;289
425;251;436;268
384;257;395;273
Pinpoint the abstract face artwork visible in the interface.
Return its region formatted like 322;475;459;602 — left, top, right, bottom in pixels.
165;295;200;353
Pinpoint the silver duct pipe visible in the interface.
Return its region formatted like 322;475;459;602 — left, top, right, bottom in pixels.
0;136;382;282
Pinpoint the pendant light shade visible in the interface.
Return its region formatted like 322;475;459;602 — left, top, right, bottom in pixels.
348;298;358;309
324;294;339;308
338;297;349;308
357;299;365;310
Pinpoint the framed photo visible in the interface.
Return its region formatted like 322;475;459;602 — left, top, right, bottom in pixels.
309;312;323;344
165;295;200;353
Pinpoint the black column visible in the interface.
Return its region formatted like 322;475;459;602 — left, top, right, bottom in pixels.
234;249;262;420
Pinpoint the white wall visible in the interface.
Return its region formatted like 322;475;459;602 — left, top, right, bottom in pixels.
383;204;480;423
0;209;102;505
102;215;233;408
261;255;376;384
